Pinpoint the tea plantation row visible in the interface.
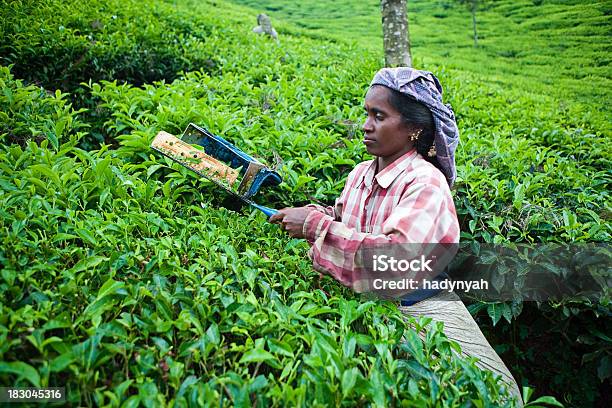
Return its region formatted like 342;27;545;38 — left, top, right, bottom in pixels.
0;69;521;406
1;0;609;406
230;0;612;116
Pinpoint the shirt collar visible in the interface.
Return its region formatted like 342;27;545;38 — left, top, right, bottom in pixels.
362;149;418;189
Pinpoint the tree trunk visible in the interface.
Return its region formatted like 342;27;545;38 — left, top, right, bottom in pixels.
380;0;412;67
471;1;478;47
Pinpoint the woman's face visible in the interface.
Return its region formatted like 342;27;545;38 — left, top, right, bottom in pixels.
362;86;415;162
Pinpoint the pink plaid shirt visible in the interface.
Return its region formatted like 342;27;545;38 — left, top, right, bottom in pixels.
303;149;459;287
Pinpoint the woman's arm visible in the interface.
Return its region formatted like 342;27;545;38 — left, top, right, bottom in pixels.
303;182;459;289
269;164;359;237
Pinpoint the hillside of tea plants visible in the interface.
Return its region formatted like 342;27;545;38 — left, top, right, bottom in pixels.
231;0;612;116
0;0;609;406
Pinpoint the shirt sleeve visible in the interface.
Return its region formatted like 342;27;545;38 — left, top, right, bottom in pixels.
305;204;336;219
302;182;459;289
302;166;358;243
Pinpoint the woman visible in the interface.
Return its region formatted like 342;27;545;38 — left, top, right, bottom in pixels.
270;67;522;404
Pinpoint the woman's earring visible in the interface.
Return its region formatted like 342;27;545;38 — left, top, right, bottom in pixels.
427;144;437;157
410;129;422;142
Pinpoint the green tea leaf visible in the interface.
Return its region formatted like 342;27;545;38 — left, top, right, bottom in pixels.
239;349;275;364
0;362;41;386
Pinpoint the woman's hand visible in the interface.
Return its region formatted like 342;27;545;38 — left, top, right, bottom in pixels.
269;207;316;239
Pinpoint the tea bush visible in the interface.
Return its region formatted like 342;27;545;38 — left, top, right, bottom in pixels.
0;136;525;406
0;0;224;90
0;67;87;149
0;0;609;406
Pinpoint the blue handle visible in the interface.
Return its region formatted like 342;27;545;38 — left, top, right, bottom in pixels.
250;203;277;218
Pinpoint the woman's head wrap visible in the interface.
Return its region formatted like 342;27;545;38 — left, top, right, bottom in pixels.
370;67;459;187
